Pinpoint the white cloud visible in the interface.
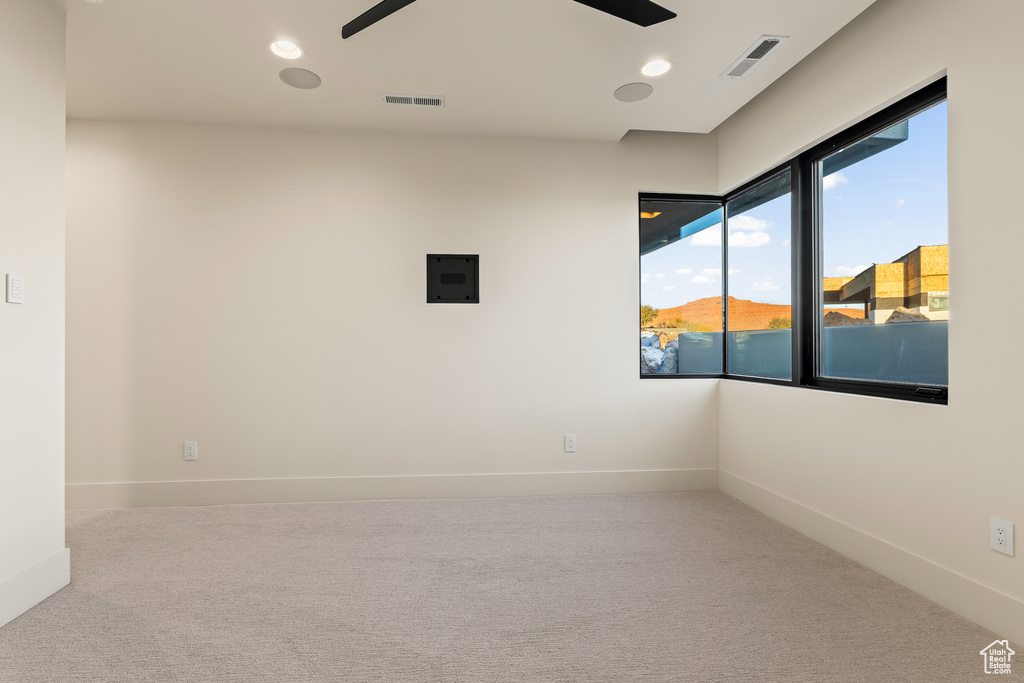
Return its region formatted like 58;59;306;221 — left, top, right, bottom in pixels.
673;268;693;275
835;264;868;276
728;231;771;248
690;224;722;246
897;199;905;207
729;215;770;231
640;273;652;283
881;221;895;228
751;281;781;292
823;171;849;190
691;276;712;284
702;268;721;276
782;239;791;246
655;273;666;278
663;285;676;291
728;268;740;275
691;224;772;248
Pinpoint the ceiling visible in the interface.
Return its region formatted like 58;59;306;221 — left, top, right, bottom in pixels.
57;0;877;141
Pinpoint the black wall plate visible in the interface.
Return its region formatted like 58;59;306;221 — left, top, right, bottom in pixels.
427;254;479;303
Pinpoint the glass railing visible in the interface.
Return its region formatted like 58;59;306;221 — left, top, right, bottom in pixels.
644;321;947;385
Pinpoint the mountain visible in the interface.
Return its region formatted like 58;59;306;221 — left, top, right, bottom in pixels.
650;297;863;331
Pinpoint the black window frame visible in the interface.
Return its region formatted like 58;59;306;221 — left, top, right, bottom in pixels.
640;77;948;405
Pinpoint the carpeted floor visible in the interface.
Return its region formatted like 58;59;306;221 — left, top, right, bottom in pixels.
0;492;1011;682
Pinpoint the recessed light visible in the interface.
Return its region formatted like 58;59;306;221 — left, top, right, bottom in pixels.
642;59;672;77
270;41;302;59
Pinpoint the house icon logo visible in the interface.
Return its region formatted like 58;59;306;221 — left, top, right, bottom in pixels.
980;640;1015;674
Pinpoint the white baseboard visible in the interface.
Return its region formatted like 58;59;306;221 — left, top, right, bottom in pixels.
719;470;1024;646
0;548;71;629
67;468;718;510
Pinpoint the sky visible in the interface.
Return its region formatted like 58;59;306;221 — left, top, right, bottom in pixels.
641;101;948;312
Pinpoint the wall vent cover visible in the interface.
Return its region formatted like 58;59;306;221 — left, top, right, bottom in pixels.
382;93;445;107
722;35;788;78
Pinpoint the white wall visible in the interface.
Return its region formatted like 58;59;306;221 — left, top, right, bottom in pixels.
65;124;720;507
0;0;70;628
716;0;1024;645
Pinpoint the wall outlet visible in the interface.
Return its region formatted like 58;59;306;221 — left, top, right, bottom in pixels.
564;434;576;453
183;441;198;461
990;517;1014;556
6;273;25;304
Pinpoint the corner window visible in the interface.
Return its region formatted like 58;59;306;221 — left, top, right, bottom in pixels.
641;78;947;403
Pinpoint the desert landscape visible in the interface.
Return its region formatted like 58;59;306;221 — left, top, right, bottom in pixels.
648;296;864;332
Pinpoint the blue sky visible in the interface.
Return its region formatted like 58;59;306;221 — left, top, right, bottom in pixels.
641;101;947;312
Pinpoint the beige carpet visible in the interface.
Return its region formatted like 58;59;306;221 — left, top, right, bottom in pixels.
0;492;1011;682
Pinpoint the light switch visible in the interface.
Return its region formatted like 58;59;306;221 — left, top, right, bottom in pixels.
6;274;25;304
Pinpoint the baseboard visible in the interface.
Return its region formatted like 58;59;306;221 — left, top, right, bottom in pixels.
66;468;718;509
0;548;71;629
719;470;1024;646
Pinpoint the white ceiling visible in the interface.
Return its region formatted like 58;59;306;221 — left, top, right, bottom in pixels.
58;0;877;141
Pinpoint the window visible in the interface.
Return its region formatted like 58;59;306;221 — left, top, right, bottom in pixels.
816;100;948;388
641;78;947;403
726;170;792;380
640;197;723;375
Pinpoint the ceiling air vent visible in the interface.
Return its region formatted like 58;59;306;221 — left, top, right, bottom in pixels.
381;93;445;108
722;35;788;79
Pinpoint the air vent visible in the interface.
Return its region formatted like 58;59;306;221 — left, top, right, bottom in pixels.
722;35;788;79
381;93;445;107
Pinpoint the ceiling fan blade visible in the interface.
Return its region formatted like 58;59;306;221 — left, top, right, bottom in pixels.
342;0;418;39
571;0;676;27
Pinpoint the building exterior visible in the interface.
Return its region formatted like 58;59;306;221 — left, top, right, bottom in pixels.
823;245;948;323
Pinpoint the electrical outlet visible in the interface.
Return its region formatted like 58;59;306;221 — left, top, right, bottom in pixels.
183;441;198;461
990;517;1014;556
564;434;576;453
6;274;25;304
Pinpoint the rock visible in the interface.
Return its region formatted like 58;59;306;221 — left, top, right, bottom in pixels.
884;306;931;323
641;332;660;348
665;338;679;349
641;346;665;374
658;345;678;374
824;311;871;327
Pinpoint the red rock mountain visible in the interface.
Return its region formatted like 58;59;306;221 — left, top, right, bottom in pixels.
650;297;863;332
